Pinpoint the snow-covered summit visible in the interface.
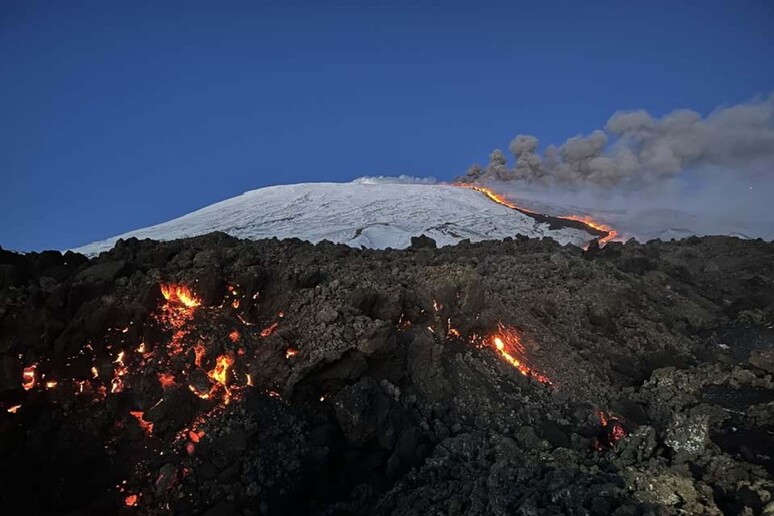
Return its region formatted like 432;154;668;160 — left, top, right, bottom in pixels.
72;182;596;255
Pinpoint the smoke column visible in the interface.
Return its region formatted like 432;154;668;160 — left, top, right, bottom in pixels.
457;94;774;241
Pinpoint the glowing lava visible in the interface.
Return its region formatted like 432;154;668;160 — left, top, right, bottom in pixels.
157;373;176;389
129;411;154;436
564;215;618;244
208;354;234;386
489;324;551;385
22;365;36;391
456;183;618;245
260;322;279;338
160;283;201;308
596;410;628;449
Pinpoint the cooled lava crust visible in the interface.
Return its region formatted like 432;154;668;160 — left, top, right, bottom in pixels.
1;233;773;515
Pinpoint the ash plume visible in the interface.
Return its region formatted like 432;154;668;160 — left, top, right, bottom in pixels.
459;93;774;187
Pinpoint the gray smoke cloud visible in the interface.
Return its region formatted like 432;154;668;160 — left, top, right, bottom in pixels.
460;93;774;187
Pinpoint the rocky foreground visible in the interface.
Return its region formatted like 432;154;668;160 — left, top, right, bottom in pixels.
1;233;773;515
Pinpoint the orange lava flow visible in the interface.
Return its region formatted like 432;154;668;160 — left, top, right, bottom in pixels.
563;215;618;244
489;323;551;385
157;372;176;388
208;354;234;386
160;283;201;308
129;411;154;436
456;183;618;245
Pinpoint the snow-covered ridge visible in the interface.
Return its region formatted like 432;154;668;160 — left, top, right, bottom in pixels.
72;182;596;256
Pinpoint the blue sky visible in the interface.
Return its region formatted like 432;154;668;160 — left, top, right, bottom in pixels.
1;0;772;251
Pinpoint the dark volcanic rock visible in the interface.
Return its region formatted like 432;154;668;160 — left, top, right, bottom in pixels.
0;233;773;515
410;234;437;249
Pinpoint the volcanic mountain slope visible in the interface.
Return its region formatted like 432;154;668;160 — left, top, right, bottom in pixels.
72;182;597;255
2;234;774;515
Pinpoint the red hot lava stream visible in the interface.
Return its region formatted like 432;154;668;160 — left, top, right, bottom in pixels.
455;184;618;245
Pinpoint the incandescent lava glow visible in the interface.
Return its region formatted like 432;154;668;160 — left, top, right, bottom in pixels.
564;215;618;244
208;354;234;387
157;372;175;389
456;183;535;213
22;365;36;391
488;324;551;385
124;494;138;507
455;183;617;245
260;322;279;338
129;411;154;436
7;404;21;414
596;410;628;449
160;283;201;308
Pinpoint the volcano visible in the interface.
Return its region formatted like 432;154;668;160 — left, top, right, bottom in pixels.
73;182;602;255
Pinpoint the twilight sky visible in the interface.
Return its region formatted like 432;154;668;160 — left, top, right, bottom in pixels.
1;0;772;251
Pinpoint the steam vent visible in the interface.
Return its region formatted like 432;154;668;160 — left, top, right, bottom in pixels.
1;233;773;514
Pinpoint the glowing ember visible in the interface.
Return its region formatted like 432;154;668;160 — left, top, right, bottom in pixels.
136;342;146;353
45;380;57;389
208;354;234;387
285;348;298;359
7;404;21;414
157;373;175;388
91;366;99;379
260;322;279;338
447;318;460;338
228;330;240;343
160;283;201;308
596;410;628;449
231;299;240;309
488;324;551;385
194;343;206;368
111;377;123;393
124;494;138;507
246;373;253;386
129;411;154;436
457;184;537;213
22;365;36;391
188;384;210;400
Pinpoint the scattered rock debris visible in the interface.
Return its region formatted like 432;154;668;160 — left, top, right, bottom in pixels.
0;233;773;515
